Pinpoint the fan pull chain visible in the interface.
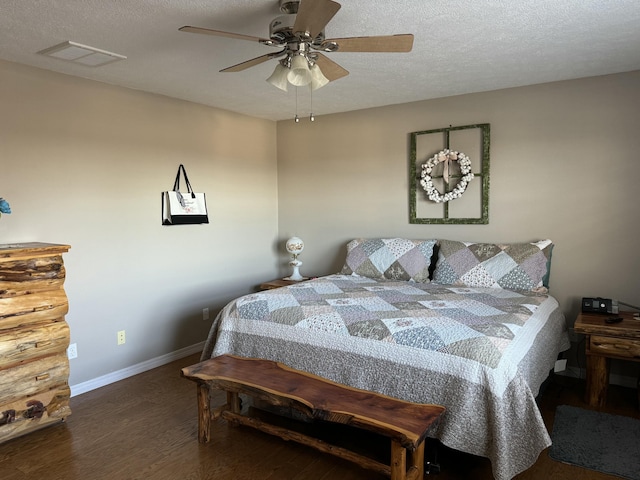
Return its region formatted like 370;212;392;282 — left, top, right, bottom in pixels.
293;86;316;123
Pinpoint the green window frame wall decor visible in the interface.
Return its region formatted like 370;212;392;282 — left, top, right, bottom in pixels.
409;123;490;224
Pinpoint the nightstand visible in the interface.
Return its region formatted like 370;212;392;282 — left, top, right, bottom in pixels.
259;278;310;291
574;311;640;407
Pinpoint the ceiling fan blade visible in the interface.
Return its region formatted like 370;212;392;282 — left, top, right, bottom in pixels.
314;53;349;81
293;0;341;39
322;34;414;52
220;52;283;73
179;26;270;44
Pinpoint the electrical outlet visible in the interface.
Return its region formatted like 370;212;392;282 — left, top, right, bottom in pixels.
67;343;78;359
203;308;209;320
117;330;126;345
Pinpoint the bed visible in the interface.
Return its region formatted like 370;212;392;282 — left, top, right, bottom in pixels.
201;238;570;480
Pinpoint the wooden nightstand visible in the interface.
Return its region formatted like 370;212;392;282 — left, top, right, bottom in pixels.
574;311;640;407
258;278;310;291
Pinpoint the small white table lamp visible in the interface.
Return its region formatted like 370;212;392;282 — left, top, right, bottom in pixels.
284;236;306;281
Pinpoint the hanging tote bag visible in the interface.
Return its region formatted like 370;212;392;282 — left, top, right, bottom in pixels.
162;164;209;225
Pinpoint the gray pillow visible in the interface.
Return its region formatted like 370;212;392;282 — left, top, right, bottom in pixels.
340;238;437;282
433;239;554;291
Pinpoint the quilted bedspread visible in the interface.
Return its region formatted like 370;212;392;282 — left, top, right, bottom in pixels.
202;274;570;480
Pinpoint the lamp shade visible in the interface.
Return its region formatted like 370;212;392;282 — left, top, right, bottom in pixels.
266;63;289;91
285;237;304;256
310;64;329;90
287;55;312;86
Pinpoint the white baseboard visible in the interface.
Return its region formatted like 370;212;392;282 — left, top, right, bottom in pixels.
610;372;638;389
557;366;638;389
70;346;637;398
70;342;204;397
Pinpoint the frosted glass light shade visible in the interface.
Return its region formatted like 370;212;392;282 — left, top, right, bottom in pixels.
285;237;304;255
266;63;289;91
310;64;329;90
287;55;312;86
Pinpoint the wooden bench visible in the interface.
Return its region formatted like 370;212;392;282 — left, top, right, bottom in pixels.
181;354;445;480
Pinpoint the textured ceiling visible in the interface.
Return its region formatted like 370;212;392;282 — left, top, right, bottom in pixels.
1;0;639;121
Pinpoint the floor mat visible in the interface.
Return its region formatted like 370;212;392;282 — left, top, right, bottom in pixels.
549;405;640;480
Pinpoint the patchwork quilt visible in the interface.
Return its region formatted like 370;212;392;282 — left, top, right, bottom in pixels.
202;275;570;480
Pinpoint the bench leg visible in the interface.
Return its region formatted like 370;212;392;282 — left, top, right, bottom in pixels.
197;383;212;443
390;440;407;480
227;391;241;414
391;440;424;480
408;442;425;480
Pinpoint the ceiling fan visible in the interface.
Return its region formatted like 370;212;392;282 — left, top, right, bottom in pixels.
179;0;414;92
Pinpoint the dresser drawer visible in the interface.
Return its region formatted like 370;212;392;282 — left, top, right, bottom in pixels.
0;353;70;406
589;335;640;360
0;290;69;331
0;254;66;295
0;321;69;367
0;385;71;443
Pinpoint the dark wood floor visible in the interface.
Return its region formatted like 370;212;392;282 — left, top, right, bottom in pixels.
1;353;638;480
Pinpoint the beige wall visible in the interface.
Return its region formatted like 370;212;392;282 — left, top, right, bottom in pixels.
2;57;639;389
0;59;279;386
277;71;640;377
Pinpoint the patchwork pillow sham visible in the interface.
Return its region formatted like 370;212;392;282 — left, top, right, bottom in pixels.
340;238;437;282
433;239;554;291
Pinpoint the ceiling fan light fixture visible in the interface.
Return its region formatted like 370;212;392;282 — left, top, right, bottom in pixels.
266;63;289;91
309;64;329;90
181;0;415;99
287;54;312;86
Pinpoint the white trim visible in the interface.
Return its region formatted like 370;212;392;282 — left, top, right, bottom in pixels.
69;342;204;397
557;366;638;389
69;343;637;398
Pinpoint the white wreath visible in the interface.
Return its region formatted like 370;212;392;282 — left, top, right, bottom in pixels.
420;149;475;203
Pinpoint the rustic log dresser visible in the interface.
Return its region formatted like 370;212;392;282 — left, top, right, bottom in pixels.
0;242;72;443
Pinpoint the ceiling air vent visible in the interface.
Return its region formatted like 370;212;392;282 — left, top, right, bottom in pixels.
38;41;126;67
